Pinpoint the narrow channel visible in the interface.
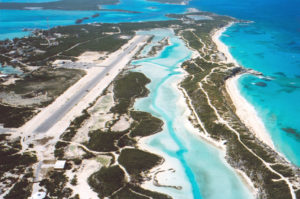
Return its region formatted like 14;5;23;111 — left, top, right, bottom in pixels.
131;29;254;199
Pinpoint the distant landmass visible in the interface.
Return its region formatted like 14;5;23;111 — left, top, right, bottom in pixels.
0;0;119;10
147;0;189;5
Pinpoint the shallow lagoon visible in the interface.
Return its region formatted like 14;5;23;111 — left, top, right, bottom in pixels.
131;29;253;199
0;64;22;75
0;0;185;40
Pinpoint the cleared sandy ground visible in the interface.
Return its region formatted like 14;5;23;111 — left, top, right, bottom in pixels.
18;35;150;159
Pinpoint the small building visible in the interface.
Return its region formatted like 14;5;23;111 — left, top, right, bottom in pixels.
54;160;66;170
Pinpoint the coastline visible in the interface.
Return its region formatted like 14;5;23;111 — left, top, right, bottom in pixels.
211;22;239;66
178;21;298;198
136;53;257;198
1;7;298;198
137;72;258;199
133;28;255;198
212;23;275;150
225;74;275;149
177;73;258;196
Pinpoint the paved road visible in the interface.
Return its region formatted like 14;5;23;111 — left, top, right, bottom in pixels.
34;35;147;133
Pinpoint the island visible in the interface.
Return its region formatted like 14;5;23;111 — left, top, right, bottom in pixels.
0;9;299;199
0;0;119;10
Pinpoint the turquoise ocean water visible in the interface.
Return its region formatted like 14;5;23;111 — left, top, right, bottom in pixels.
190;0;300;166
1;0;299;197
0;64;22;75
0;0;185;40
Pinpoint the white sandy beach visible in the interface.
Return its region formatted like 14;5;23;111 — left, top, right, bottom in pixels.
211;23;239;66
225;75;275;149
212;24;275;149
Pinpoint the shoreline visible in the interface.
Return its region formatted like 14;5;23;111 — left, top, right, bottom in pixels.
212;23;275;149
211;22;239;66
137;56;257;198
225;74;275;149
177;74;258;196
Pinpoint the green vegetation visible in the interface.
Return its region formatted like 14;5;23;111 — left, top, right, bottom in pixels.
111;186;149;199
1;24;132;68
181;59;294;199
4;178;32;199
270;164;295;177
63;34;128;57
111;184;172;199
1;11;295;198
85;108;163;153
60;109;90;141
4;67;85;101
55;109;90;159
0;104;35;128
130;111;163;137
40;171;72;198
118;148;163;176
126;184;172;199
88;165;125;198
177;14;297;198
296;190;300;199
0;136;36;198
117;134;137;148
70;175;78;186
89;166;171;199
0;67;85;128
84;69;169;198
0;140;36;175
86;130;122;152
111;72;150;114
147;37;169;57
